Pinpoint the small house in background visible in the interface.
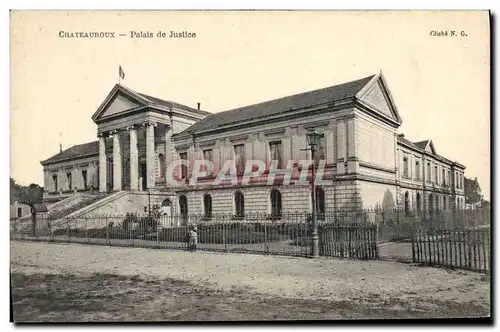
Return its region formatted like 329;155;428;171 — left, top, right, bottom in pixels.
10;201;31;220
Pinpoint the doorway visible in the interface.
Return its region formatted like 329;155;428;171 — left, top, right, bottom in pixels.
139;162;147;191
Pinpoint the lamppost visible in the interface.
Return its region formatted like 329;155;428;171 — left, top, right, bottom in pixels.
305;129;321;258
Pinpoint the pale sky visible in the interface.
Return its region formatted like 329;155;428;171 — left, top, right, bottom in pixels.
10;11;490;199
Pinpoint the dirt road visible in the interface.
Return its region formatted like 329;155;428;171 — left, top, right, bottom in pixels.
10;241;490;321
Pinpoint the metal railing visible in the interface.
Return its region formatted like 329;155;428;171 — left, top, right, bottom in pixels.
11;207;489;263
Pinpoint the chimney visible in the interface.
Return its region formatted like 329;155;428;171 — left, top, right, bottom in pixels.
59;143;62;153
197;102;201;110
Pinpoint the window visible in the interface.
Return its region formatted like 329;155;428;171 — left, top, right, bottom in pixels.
52;175;58;192
17;207;22;217
443;196;447;211
270;189;282;217
428;193;433;211
455;172;458;188
234;191;244;217
67;172;72;191
427;163;431;182
448;170;451;187
315;187;325;215
403;157;409;178
203;149;214;162
269;141;283;169
82;170;87;190
203;194;212;218
442;168;445;186
416;192;422;211
404;192;410;215
179;195;188;225
158;154;166;178
435;194;439;211
415;160;420;180
234;144;246;174
315;134;326;162
179;152;188;179
434;166;438;184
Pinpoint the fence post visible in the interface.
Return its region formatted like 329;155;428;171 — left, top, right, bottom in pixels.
65;219;70;242
105;216;109;245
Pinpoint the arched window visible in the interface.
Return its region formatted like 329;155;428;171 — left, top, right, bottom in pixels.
443;196;447;211
428;193;433;211
234;191;244;218
416;192;422;211
162;199;171;207
404;191;410;215
158;154;166;178
179;195;188;225
270;189;282;217
203;194;212;218
315;187;325;215
435;194;439;211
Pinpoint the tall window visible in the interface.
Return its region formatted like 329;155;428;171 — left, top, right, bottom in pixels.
234;191;244;217
315;134;326;162
435;194;439;211
404;191;410;215
270;189;282;217
234;144;246;174
82;170;88;190
158;154;166;178
179;152;188;179
403;157;409;178
415;160;420;180
203;149;214;162
442;168;445;186
66;172;72;191
52;175;58;192
416;192;422;211
443;196;447;211
179;195;188;225
203;194;212;218
429;193;433;211
427;163;431;182
269;141;283;169
17;207;22;217
434;166;438;184
315;187;325;215
455;172;458;188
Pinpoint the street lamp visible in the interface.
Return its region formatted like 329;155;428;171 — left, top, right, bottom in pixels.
305;129;321;258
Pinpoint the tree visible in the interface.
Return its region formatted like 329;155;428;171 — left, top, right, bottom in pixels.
10;178;44;205
464;177;482;205
10;178;22;203
19;183;44;205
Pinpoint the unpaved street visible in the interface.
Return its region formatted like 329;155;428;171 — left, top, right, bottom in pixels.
10;241;490;321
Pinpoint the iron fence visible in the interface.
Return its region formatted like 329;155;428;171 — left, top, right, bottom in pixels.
10;207;490;264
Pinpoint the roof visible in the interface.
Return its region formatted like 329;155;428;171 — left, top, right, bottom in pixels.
135;91;211;116
397;135;420;150
180;74;376;135
30;203;48;213
41;141;99;165
413;140;430;150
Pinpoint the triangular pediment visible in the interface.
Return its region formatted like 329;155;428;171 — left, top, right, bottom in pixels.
426;140;437;154
355;71;402;125
91;84;149;122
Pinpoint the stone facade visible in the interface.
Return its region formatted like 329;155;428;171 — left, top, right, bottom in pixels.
40;72;466;219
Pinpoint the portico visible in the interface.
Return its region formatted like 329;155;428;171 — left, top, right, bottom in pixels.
90;83;207;193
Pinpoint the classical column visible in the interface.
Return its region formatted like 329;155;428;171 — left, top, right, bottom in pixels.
128;125;139;190
164;125;173;178
112;130;123;191
145;121;157;189
336;120;347;175
98;133;107;192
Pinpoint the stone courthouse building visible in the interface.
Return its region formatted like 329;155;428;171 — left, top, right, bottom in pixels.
40;71;466;221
